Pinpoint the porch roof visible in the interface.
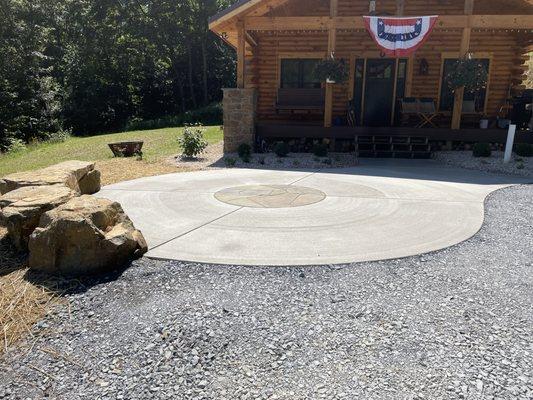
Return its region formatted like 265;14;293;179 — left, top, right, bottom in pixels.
209;0;533;48
208;0;253;26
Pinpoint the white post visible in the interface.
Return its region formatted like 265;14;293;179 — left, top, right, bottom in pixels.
503;124;516;164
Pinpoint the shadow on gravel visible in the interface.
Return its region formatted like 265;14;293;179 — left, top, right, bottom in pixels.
0;234;27;278
23;260;135;296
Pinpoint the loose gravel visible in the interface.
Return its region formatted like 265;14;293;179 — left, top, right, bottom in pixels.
434;151;533;177
1;185;532;400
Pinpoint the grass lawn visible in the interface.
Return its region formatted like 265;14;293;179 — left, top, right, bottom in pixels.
0;125;222;353
0;126;223;185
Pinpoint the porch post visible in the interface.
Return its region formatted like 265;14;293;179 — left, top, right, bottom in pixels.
396;0;405;16
237;20;245;89
451;0;474;129
324;0;338;128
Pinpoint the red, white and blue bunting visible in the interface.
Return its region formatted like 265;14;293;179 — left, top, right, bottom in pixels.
363;16;439;57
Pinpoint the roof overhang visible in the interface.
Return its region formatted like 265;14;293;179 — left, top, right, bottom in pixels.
209;0;259;30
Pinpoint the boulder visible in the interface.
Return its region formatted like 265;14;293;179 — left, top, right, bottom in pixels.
0;185;76;250
0;160;100;195
78;169;101;194
28;196;148;276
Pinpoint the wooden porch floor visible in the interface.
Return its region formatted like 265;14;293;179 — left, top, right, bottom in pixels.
256;123;533;144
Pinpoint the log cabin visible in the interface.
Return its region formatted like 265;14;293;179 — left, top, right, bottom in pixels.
209;0;533;154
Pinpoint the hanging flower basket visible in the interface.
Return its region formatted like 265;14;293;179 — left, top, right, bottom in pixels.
314;58;349;84
444;58;488;94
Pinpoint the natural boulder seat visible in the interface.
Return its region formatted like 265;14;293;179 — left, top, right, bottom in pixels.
0;185;76;250
0;160;101;195
275;88;325;113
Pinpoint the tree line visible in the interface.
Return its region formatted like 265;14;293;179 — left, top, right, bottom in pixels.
0;0;236;151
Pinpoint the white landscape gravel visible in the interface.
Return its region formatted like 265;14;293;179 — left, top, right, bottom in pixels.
0;185;532;400
434;151;533;177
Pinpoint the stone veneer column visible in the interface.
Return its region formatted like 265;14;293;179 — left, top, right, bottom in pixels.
222;88;257;153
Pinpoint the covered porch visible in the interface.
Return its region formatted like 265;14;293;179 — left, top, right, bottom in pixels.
210;0;533;153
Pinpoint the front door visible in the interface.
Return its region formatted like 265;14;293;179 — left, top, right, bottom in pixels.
363;58;397;126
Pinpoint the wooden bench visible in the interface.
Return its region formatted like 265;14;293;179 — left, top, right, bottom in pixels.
276;88;325;113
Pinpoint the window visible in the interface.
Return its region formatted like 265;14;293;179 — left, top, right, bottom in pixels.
439;58;490;112
280;59;321;89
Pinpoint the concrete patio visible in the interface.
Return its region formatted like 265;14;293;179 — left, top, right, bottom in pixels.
96;159;529;266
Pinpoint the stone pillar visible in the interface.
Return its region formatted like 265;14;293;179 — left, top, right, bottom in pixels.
223;88;257;153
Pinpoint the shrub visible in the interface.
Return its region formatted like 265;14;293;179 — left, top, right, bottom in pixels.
177;124;208;158
473;142;491;158
7;138;26;153
312;143;328;157
514;143;533;158
224;157;236;168
237;143;252;162
46;128;71;144
273;142;290;157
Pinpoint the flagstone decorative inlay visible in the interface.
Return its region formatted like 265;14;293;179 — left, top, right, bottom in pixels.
214;185;326;208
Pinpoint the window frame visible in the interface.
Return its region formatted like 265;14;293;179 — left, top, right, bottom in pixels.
277;52;326;89
437;52;493;114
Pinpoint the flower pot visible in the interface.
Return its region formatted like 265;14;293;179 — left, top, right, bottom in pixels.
479;119;489;129
497;118;511;129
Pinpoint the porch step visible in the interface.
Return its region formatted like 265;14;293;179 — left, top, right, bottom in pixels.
355;135;432;159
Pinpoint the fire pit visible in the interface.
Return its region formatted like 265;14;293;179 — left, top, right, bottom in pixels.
108;141;144;157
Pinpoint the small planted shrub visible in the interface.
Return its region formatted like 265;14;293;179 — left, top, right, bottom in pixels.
312;143;328;157
237;143;252;163
178;124;208;159
273;142;290;158
224;157;236;168
473;142;491;158
514;143;533;158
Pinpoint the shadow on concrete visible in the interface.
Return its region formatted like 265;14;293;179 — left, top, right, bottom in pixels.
206;155;532;186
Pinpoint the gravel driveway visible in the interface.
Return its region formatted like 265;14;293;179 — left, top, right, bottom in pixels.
1;185;532;400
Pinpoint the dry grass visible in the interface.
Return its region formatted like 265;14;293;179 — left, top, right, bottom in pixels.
0;227;59;354
97;158;185;186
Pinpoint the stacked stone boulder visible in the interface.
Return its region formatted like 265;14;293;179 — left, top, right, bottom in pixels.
0;185;77;250
0;160;147;276
29;196;147;276
0;160;101;195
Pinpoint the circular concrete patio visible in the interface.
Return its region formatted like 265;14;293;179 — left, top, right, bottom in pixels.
96;160;526;266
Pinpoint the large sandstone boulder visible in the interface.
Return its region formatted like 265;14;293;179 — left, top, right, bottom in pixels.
28;196;148;276
0;160;100;195
0;185;76;250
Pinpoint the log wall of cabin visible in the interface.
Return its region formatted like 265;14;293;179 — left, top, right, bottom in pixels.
249;28;530;122
267;0;532;17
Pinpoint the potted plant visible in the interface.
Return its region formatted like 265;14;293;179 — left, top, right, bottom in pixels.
479;114;489;129
314;57;349;84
